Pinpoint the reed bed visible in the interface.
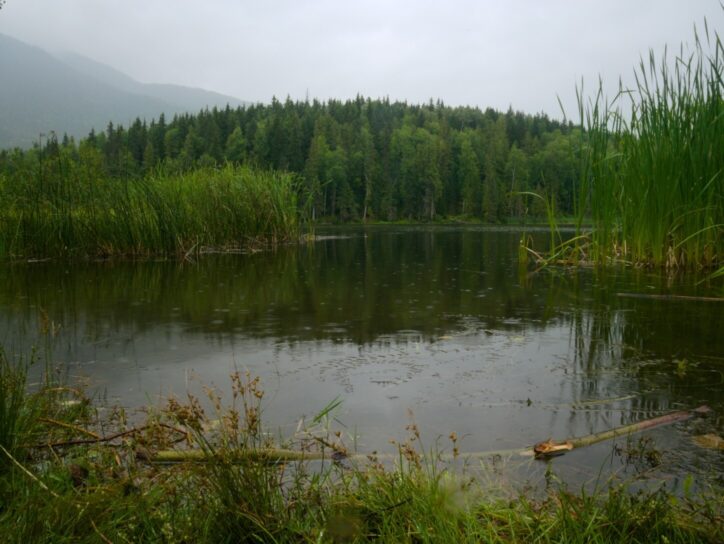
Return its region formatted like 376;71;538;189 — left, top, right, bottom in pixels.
0;348;721;543
0;163;299;259
570;25;723;269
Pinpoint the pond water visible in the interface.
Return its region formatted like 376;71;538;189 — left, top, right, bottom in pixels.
1;226;722;488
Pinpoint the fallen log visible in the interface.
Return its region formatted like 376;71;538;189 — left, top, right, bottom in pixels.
525;405;709;459
566;405;709;449
142;406;709;464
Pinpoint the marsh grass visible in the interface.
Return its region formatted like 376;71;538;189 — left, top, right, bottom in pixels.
517;191;596;269
0;162;299;259
570;23;723;269
0;352;721;543
0;349;91;473
0;349;34;470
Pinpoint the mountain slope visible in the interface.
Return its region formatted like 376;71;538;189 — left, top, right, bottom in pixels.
57;51;247;113
0;34;247;148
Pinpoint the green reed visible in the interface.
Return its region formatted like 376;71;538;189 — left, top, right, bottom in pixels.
0;162;299;259
574;24;723;268
0;349;32;472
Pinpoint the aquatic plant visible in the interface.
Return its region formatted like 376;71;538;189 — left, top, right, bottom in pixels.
0;349;32;470
572;23;723;268
0;163;300;259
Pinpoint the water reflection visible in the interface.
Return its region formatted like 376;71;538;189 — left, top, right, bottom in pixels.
0;226;721;483
0;228;556;346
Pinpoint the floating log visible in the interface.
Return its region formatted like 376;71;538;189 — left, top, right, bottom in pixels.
143;406;709;464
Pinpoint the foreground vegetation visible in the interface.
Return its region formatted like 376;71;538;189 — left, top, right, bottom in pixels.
0;163;299;258
1;350;721;543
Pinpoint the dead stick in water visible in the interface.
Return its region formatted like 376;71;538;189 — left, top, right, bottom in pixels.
30;423;188;449
477;405;709;459
617;293;724;303
144;406;709;464
38;417;101;439
567;406;708;449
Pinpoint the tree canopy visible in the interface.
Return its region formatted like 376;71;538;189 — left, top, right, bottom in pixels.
0;97;581;222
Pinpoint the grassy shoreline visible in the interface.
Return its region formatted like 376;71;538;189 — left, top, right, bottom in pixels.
1;351;721;543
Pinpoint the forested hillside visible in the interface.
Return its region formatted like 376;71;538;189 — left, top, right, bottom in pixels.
0;97;580;222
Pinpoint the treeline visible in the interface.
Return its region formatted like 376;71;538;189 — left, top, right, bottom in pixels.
0;97;581;222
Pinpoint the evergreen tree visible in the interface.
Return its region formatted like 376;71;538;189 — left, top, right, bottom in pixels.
143;140;157;173
179;127;202;169
163;127;183;159
358;120;377;221
127;118;147;167
304;130;330;220
225;126;246;163
0;95;578;221
458;132;481;216
482;117;509;222
506;144;530;218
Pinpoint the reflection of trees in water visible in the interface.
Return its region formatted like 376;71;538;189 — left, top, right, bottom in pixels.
0;229;558;347
0;228;721;413
564;271;724;418
561;285;724;487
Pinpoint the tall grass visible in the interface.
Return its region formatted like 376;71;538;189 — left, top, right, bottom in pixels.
0;349;34;471
573;24;723;268
0;162;300;259
0;349;92;477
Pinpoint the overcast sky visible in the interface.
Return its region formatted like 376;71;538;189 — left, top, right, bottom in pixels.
1;1;722;119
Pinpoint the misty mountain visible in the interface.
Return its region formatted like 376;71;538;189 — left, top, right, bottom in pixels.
57;52;247;114
0;33;248;148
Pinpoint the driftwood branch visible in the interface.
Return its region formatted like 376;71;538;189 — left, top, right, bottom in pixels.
479;405;708;459
617;293;724;303
142;406;709;464
30;423;188;449
39;418;100;439
568;406;708;448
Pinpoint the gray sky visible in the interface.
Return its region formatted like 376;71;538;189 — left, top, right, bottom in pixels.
1;0;722;119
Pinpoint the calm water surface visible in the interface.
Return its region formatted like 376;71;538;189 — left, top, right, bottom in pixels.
1;226;722;487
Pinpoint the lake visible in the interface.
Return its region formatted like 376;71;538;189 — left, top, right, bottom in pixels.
1;225;722;488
